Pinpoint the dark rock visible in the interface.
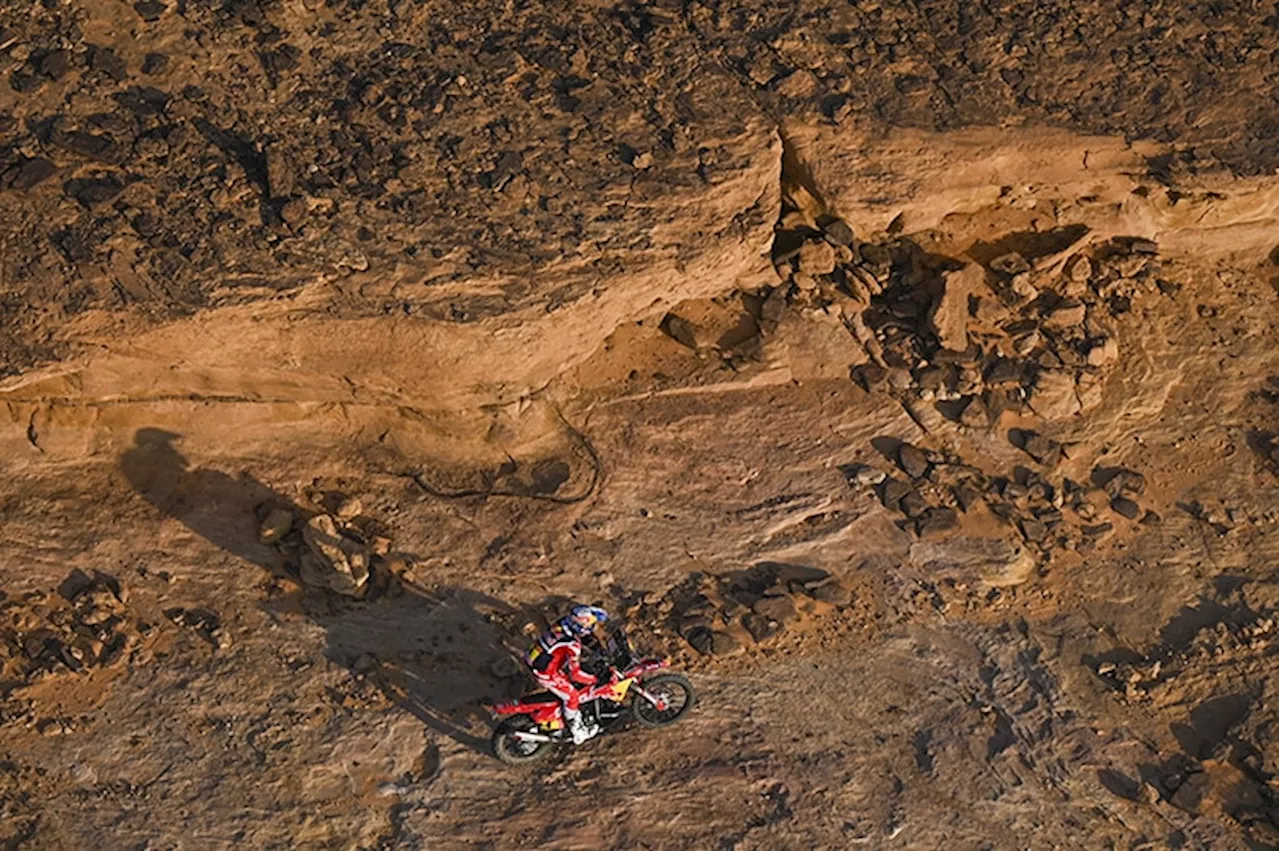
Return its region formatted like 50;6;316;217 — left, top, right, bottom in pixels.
88;45;128;81
959;396;988;428
1101;468;1146;497
899;489;928;518
821;218;855;247
807;581;852;606
1110;496;1141;519
1130;238;1159;255
916;507;958;536
686;627;740;656
66;177;123;207
852;363;887;391
898;444;930;479
51;130;122;164
1140;510;1161;526
142;53;167;75
753;595;797;623
10;72;42;93
1083;522;1115;538
880;478;911;509
741;612;782;642
1019;518;1048;542
38;49;71;80
953;485;979;512
134;0;167;20
1021;433;1063;466
985;358;1021;385
4;158;57;191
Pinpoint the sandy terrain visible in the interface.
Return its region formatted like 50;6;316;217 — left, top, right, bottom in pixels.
0;0;1277;848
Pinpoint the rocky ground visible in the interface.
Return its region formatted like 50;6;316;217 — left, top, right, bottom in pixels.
1;0;1277;849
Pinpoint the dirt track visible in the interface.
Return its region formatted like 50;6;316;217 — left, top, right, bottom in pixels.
1;0;1278;848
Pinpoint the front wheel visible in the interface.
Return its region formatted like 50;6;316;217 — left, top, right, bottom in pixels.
492;716;556;766
631;673;696;728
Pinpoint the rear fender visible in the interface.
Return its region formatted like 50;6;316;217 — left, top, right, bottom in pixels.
626;659;669;678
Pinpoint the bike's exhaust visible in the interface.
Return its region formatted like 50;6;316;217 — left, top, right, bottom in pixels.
511;731;555;743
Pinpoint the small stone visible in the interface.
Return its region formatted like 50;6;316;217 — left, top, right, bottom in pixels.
990;252;1029;275
1043;299;1087;329
134;0;167;20
258;507;294;544
1021;433;1063;466
87;45;128;81
753;595;797;623
959;397;989;428
335;496;363;520
898;444;930;479
631;152;653;169
1019;518;1048;542
142;53;168;75
1170;771;1210;813
5;157;57;190
1129;238;1159;255
1066;255;1092;282
802;581;847;607
899;490;928;518
822;218;855;247
37;49;70;80
353;653;378;673
1110;496;1141;520
687;628;740;656
1101;469;1146;498
953;485;980;512
844;464;886;487
1140;510;1161;526
916;507;958;537
797;240;837;275
741;612;783;642
881;478;911;509
1086;337;1119;366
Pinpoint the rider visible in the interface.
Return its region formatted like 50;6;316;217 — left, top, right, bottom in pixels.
525;604;611;744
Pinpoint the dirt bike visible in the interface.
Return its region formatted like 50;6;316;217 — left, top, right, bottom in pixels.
487;626;696;765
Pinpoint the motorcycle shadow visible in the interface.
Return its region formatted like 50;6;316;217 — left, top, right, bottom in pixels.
313;582;564;758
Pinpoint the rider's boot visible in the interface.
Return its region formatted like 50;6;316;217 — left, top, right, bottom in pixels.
564;707;599;744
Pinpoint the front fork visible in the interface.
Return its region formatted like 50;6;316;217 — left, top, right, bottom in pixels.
630;683;669;712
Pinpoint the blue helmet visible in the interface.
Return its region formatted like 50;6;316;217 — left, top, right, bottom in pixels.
562;605;609;637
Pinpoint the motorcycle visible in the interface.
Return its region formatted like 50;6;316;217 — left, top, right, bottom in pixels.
487;626;696;765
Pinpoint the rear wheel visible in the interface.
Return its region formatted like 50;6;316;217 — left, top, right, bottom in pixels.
492;716;556;765
631;673;696;728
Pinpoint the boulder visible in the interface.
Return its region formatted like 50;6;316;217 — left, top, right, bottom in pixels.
687;627;741;656
797;240;837;275
930;264;984;352
1101;468;1146;497
301;514;371;596
1110;496;1141;520
753;595;798;623
1043;299;1087;329
1020;433;1064;466
1029;370;1081;420
807;581;852;606
916;507;958;537
897;443;930;479
742;612;783;642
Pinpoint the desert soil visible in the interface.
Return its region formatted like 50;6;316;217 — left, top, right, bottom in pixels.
0;0;1277;849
